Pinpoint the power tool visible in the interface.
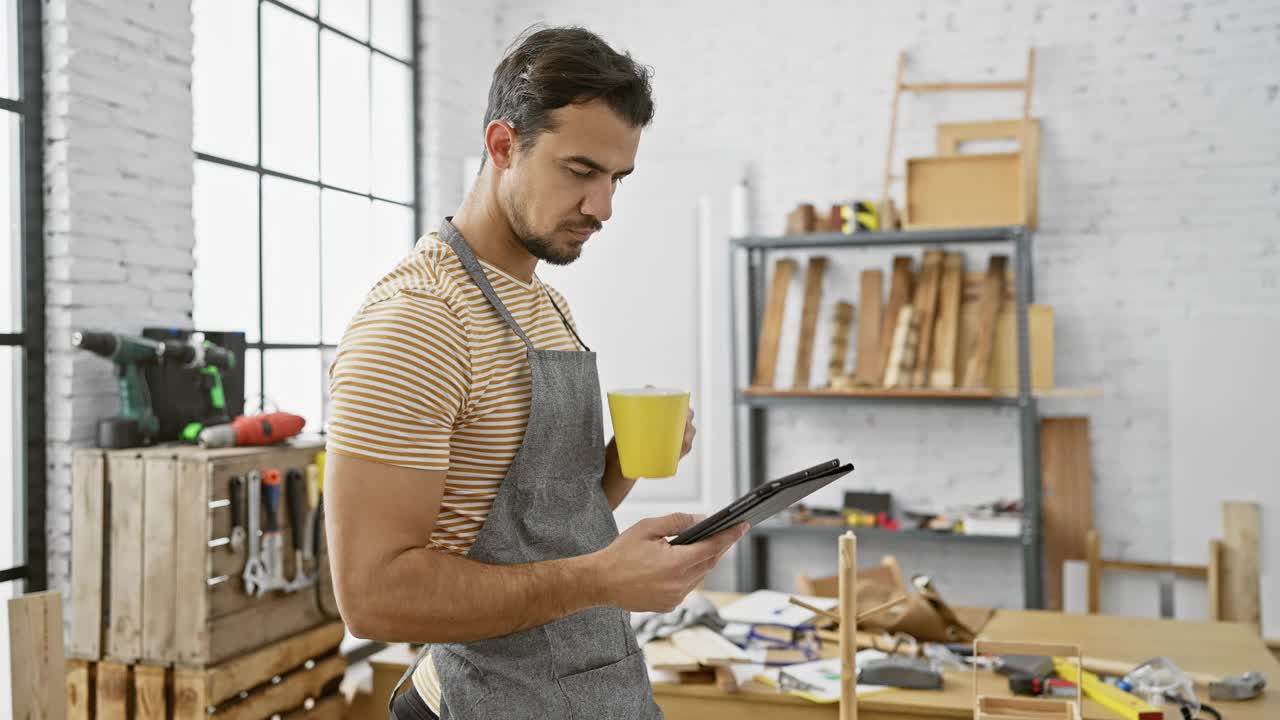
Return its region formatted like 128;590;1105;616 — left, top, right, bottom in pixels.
197;411;306;449
72;330;171;448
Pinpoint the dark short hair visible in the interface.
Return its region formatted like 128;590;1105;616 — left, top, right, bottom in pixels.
482;26;655;161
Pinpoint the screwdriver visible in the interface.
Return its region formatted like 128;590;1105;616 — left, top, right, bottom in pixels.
285;468;311;589
261;469;284;593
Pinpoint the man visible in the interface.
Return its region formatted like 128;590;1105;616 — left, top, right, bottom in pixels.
325;27;747;720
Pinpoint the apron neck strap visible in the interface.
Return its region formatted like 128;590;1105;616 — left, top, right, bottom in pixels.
439;218;535;350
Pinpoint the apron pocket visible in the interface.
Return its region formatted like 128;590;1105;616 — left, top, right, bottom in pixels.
556;649;658;720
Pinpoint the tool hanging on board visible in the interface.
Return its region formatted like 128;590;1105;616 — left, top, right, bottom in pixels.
240;469;267;595
285;468;315;591
197;411;306;449
228;475;246;553
258;469;287;596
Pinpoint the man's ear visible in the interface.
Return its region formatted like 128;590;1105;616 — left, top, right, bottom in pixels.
484;120;518;169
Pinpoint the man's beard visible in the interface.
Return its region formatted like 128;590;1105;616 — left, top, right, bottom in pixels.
507;196;597;266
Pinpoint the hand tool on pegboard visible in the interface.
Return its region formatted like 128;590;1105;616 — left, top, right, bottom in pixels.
285;468;316;591
241;469;268;595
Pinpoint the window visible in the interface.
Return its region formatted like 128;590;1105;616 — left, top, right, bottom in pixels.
192;0;419;431
0;0;45;707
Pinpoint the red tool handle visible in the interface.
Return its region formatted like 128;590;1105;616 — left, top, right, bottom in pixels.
231;412;306;446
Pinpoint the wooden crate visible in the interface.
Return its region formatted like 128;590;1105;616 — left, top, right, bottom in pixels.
70;442;336;666
905;152;1025;229
66;623;347;720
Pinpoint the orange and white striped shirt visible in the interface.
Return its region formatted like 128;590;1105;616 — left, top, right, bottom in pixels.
326;231;583;710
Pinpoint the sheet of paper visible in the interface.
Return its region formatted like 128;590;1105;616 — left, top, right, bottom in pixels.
718;590;837;627
755;650;893;703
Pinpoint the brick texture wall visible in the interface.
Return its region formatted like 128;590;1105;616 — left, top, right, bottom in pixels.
43;0;195;595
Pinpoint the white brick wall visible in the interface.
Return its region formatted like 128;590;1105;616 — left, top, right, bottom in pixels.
43;0;195;595
468;0;1280;611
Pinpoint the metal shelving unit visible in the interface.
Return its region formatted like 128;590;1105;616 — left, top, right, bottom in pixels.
730;225;1045;608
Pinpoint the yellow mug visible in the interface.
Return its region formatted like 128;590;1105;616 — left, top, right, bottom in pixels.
607;387;690;479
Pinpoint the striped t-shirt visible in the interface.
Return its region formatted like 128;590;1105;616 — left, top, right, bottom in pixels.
325;231;583;710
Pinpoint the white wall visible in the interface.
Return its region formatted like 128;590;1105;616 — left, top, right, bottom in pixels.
474;0;1280;615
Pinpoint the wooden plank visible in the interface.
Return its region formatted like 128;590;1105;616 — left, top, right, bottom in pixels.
206;653;346;720
905;153;1024;229
8;591;67;720
959;303;1054;391
1086;530;1102;614
174;457;212;666
106;451;145;663
909;250;944;387
669;627;751;666
961;256;1008;389
826;301;854;384
872;257;913;385
1222;501;1261;633
851;270;883;386
792;257;829;389
839;532;857;720
1040;417;1094;611
70;450;106;660
205;587;334;667
65;660;93;720
134;665;170;720
901;80;1027;92
1208;539;1224;622
879;51;906;221
644;639;701;672
96;662;132;720
172;669;209;720
204;622;345;705
1100;559;1208;578
936;119;1041;229
744;386;996;401
142;453;177;663
929;252;963;388
883;306;918;389
752;259;798;388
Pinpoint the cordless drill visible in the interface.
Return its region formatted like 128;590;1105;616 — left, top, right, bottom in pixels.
71;330;165;449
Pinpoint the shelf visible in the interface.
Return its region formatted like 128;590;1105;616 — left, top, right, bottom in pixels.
753;522;1023;546
732;225;1026;251
740;386;1017;407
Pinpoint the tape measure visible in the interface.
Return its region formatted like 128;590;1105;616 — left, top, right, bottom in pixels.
1053;660;1163;720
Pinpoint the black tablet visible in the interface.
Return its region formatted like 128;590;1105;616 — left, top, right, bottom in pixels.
668;460;854;545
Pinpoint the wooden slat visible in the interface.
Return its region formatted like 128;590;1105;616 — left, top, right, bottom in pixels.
106;451;145;663
96;662;132;720
929;252;963;388
752;259;797;388
1100;559;1207;578
958;303;1054;391
883;306;918;389
206;589;336;667
839;532;857;720
901;80;1027;92
1086;530;1102;614
204;653;346;720
1222;501;1261;633
961;256;1008;389
204;622;345;705
1040;417;1094;611
873;257;913;385
8;591;67;720
142;453;177;663
826;301;854;384
744;386;996;401
792;257;829;389
174;457;212;665
1208;539;1224;622
669;627;751;666
134;665;169;720
644;639;701;672
852;270;883;385
974;640;1080;659
65;660;93;720
910;250;944;387
70;450;106;660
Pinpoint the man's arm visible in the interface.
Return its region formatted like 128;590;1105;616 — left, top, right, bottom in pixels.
326;448;743;644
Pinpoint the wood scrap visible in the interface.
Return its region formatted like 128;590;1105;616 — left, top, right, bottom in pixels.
714;666;740;694
852;269;883;385
793;257;829;388
910;250;944;387
883;305;918;388
872;257;914;385
1040;417;1094;611
8;591;67;720
786;204;817;234
827;301;855;385
929;252;963;388
1222;501;1261;633
668;626;752;666
961;255;1008;389
752;259;797;388
958;303;1054;391
642;639;700;672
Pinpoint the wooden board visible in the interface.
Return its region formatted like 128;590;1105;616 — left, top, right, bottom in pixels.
910;250;944;387
142;452;177;663
1221;501;1261;633
173;453;211;666
202;622;344;705
793;257;829;388
905;153;1024;229
958;303;1054;391
8;591;67;720
962;256;1008;389
644;639;701;672
134;665;169;720
852;269;883;385
66;660;93;720
827;301;854;383
929;252;963;388
937;118;1040;229
873;257;913;386
70;450;106;660
752;259;798;388
669;626;752;666
106;451;145;663
1040;418;1094;611
174;653;346;720
96;661;131;720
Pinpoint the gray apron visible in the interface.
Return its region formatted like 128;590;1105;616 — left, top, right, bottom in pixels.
389;219;662;720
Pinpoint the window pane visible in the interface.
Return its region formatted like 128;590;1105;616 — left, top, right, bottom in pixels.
320;31;371;193
370;0;411;60
262;349;323;433
371;55;412;203
263;177;319;343
244;348;262;412
193;161;260;341
372;199;414;259
0;348;20;571
0;0;17;100
192;0;258;164
321;0;369;42
320;190;371;343
262;3;319;180
0;112;18;332
277;0;317;16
